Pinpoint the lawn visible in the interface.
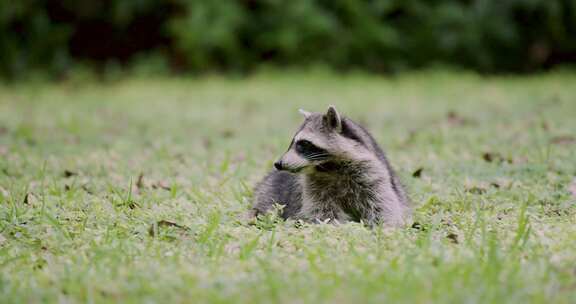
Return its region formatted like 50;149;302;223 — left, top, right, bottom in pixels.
0;71;575;303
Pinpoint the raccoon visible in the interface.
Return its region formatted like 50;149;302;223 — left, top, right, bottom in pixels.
251;106;411;227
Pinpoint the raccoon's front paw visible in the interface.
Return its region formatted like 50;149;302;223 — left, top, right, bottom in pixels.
313;218;342;225
239;209;259;225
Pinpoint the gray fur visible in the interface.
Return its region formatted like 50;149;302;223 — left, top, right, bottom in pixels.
251;106;411;227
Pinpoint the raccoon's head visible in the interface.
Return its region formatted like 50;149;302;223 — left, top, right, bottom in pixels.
274;105;373;173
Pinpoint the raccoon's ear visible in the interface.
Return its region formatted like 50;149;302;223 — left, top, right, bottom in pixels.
324;105;342;133
298;108;311;118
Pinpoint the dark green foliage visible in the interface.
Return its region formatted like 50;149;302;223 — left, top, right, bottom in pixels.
0;1;71;78
0;0;172;79
1;0;576;78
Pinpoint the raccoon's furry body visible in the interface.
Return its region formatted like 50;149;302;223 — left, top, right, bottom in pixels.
251;106;410;226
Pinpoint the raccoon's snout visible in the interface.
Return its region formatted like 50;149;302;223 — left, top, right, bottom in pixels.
274;161;284;171
274;159;305;173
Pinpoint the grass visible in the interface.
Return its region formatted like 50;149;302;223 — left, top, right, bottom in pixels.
0;70;575;303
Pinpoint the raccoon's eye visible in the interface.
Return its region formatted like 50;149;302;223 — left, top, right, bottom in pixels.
295;140;314;153
295;140;326;158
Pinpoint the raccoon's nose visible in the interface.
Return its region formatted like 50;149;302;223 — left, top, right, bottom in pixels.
274;161;283;171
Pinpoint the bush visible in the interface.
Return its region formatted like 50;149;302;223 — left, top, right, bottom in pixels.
1;0;575;79
0;1;71;78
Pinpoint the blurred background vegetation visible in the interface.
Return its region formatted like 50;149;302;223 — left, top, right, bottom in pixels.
1;0;576;80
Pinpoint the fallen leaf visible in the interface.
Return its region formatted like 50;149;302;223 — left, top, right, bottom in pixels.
148;220;189;237
81;185;93;194
63;170;77;178
221;129;235;138
446;111;473;126
466;186;487;195
482;152;512;164
447;233;459;244
152;181;171;191
127;200;140;209
412;168;423;178
482;152;496;162
136;172;145;190
411;222;426;231
550;135;576;145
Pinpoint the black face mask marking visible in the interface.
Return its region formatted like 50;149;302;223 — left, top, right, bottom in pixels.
295;140;330;161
